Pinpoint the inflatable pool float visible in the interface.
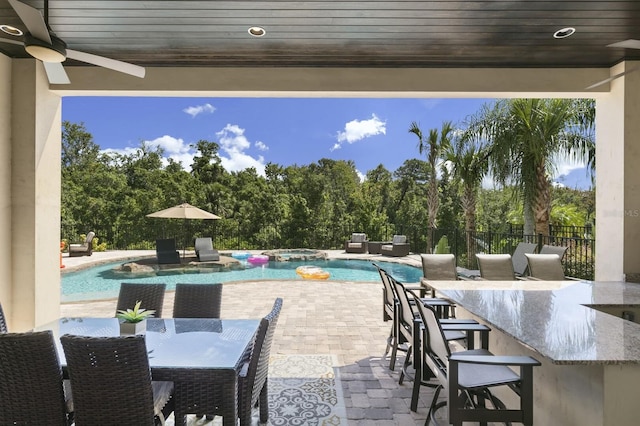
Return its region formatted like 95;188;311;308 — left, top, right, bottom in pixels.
231;252;251;260
295;265;330;280
247;255;269;264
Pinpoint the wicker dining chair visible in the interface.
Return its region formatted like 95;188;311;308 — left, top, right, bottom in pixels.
237;297;283;425
0;301;7;333
116;283;167;318
172;283;222;318
60;334;173;426
0;331;69;425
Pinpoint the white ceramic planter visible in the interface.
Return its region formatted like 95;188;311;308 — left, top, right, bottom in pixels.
119;319;147;335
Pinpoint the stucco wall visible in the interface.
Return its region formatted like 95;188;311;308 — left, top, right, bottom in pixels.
0;54;12;328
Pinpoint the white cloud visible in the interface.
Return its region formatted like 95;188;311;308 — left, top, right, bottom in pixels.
183;103;216;118
216;124;266;176
101;135;195;169
100;124;267;177
146;135;190;156
333;114;386;151
216;124;251;152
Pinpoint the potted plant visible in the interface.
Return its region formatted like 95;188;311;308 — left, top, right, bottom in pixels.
116;300;155;335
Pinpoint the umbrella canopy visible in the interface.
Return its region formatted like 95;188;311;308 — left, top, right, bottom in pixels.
146;203;221;259
146;203;221;220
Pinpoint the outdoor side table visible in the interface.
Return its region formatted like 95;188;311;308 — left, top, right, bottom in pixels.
368;241;385;254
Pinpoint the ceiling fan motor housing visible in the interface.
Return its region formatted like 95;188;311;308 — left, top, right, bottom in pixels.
24;32;66;62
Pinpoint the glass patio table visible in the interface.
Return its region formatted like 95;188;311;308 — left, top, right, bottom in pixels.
35;317;260;426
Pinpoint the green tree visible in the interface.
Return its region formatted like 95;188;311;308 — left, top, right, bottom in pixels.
409;121;454;252
445;133;488;264
465;99;594;236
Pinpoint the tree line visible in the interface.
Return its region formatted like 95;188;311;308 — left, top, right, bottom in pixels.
61;98;595;255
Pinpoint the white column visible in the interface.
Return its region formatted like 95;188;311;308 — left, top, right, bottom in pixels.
10;59;62;330
595;61;640;281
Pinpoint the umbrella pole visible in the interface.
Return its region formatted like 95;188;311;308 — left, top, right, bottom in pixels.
183;218;187;259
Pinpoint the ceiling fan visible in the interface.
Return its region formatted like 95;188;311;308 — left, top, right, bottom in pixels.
0;0;145;84
586;40;640;90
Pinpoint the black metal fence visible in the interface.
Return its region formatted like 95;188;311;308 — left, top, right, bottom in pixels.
62;221;595;280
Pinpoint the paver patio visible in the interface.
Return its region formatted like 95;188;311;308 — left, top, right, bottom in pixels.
60;250;435;425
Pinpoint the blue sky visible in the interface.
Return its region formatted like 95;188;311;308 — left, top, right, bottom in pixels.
61;97;592;189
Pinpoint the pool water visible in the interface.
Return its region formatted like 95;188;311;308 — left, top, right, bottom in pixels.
61;259;422;302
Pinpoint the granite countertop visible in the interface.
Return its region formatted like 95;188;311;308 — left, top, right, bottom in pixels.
425;280;640;365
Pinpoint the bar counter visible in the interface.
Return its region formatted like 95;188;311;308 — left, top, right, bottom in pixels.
424;279;640;425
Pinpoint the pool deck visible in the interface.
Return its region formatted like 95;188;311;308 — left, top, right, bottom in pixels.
60;250;433;425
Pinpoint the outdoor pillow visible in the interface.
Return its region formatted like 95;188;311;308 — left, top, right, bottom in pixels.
392;235;407;244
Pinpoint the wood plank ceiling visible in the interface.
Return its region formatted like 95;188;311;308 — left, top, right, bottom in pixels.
1;0;640;69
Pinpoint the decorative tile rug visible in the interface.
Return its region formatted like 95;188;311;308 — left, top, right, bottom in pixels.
166;354;347;426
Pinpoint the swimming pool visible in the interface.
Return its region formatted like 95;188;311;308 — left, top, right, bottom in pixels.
61;259;422;302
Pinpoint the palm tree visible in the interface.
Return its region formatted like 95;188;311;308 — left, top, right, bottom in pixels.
445;134;489;267
409;121;453;252
464;99;594;236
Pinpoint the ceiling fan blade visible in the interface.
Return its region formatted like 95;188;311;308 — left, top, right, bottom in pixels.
607;39;640;50
586;67;640;90
42;61;70;84
66;49;145;78
8;0;51;43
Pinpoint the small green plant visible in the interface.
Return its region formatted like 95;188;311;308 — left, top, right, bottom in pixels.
434;235;450;254
116;300;155;323
92;236;107;252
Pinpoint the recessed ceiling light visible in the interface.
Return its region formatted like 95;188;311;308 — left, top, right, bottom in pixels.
0;24;23;37
553;27;576;39
248;27;266;37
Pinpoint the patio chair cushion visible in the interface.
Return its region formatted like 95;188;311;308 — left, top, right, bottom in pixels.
348;242;364;249
351;233;367;243
392;235;407;244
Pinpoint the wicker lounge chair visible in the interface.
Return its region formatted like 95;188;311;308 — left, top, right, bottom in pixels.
68;231;95;257
0;331;69;425
116;283;167;318
380;235;410;257
194;237;220;261
344;233;368;253
173;283;223;318
155;238;181;264
60;334;173;425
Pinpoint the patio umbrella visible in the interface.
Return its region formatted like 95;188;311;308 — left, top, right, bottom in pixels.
146;203;221;258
